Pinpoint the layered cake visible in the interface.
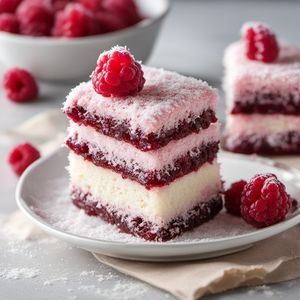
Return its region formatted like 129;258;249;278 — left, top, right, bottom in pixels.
223;22;300;154
64;47;223;241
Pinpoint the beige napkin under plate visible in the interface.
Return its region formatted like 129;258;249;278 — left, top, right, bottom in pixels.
94;225;300;300
1;109;300;300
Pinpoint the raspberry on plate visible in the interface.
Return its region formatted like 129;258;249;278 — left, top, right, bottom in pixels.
91;46;145;97
0;13;19;33
241;22;279;63
241;173;291;228
0;0;22;13
8;143;40;176
224;180;247;216
17;0;54;36
3;67;39;103
52;3;101;37
102;0;142;27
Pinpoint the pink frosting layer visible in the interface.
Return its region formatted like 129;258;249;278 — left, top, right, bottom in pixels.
68;121;220;171
223;41;300;107
225;114;300;136
64;66;218;134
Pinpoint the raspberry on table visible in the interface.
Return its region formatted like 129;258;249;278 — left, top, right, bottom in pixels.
17;0;54;36
241;22;279;63
8;143;41;176
52;3;101;37
3;67;39;103
91;46;145;97
0;13;19;33
0;0;22;13
241;173;291;228
102;0;142;27
224;180;247;216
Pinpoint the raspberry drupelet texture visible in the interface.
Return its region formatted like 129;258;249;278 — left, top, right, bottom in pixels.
241;173;291;228
224;180;247;216
8;143;40;176
91;46;145;97
3;67;39;103
0;13;19;33
0;0;22;13
52;3;101;37
76;0;103;11
17;0;54;36
103;0;142;27
51;0;72;12
242;22;279;63
96;11;126;32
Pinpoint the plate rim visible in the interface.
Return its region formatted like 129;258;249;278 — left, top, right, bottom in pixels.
16;148;300;249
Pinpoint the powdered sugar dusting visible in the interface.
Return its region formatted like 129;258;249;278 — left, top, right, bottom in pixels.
246;285;282;298
31;178;255;244
64;66;218;134
0;267;40;280
0;213;152;299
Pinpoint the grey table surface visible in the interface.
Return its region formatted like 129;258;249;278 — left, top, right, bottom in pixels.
1;0;300;299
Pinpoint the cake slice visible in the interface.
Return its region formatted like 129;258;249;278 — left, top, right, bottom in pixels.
64;47;223;241
223;22;300;154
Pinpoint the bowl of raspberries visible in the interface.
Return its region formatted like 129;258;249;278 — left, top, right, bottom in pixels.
0;0;169;80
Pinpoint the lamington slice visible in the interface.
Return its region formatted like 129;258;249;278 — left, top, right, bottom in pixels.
223;39;300;154
64;63;223;242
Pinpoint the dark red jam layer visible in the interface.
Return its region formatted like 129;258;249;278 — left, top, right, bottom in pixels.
223;131;300;155
67;138;219;189
71;188;223;242
66;106;217;152
231;93;300;115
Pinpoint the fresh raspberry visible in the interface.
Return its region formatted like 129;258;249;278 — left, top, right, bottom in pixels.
17;0;54;36
242;22;279;63
102;0;142;27
0;0;22;13
91;46;145;97
3;67;38;103
241;173;291;228
96;11;126;32
8;143;40;176
0;13;19;33
51;0;72;12
224;180;247;216
52;3;101;37
76;0;102;11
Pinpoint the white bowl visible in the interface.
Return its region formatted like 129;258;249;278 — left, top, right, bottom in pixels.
0;0;170;81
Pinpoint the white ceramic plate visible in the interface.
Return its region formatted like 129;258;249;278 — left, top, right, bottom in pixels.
16;148;300;262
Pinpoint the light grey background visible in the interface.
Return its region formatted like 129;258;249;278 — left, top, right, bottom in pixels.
1;0;300;299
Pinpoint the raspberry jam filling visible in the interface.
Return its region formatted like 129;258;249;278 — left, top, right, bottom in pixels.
66;106;218;151
67;138;219;189
223;131;300;155
71;188;223;242
231;94;300;115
